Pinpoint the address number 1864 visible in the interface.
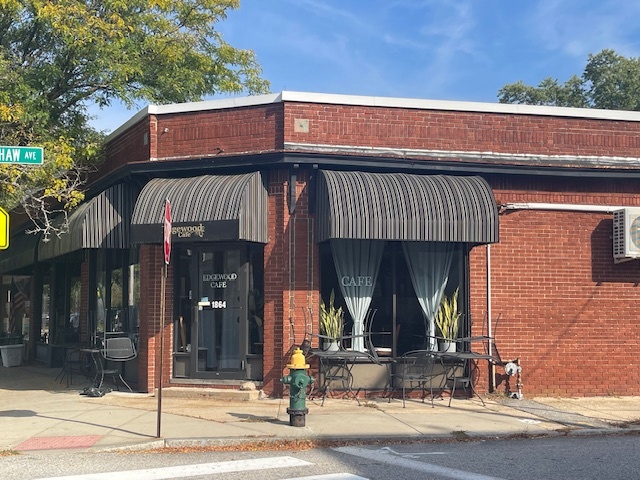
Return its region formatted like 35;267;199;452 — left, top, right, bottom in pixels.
197;300;227;309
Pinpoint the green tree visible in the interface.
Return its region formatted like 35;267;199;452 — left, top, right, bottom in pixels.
498;49;640;111
0;0;269;238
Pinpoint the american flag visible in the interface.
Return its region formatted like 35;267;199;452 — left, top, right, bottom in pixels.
8;278;29;335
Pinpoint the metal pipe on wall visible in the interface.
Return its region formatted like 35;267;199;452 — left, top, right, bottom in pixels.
486;244;496;392
502;202;624;213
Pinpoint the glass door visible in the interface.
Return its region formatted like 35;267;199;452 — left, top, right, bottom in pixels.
194;246;246;379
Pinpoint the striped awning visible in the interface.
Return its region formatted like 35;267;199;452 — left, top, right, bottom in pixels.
131;171;268;244
315;170;499;244
0;232;39;274
39;184;135;261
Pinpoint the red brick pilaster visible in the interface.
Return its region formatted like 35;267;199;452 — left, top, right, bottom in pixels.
138;244;174;393
263;169;319;396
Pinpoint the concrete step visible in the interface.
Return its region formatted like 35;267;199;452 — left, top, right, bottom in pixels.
161;386;260;402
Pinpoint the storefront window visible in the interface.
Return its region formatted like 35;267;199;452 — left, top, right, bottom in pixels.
90;248;139;341
321;241;465;357
69;275;81;340
40;275;50;344
248;246;264;355
110;265;123;331
95;250;106;335
127;262;140;333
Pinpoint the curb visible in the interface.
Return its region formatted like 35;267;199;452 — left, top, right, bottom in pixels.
95;426;640;453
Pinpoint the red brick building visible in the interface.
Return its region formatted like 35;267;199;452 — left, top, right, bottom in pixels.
2;91;640;398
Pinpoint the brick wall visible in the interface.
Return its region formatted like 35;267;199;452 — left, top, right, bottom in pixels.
283;103;640;160
103;118;151;174
154;104;284;161
138;244;174;393
468;176;640;396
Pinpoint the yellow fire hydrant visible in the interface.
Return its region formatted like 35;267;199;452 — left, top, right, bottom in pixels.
280;348;314;427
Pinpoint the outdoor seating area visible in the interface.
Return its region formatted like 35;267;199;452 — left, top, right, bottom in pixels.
300;301;506;407
54;333;138;394
305;309;383;405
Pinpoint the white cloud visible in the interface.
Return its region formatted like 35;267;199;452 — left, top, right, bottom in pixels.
529;0;640;58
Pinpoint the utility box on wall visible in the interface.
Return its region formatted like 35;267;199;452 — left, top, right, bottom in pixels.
613;208;640;263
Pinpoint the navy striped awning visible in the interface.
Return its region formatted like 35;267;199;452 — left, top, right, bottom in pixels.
316;170;499;244
0;232;39;274
131;171;268;244
39;184;135;261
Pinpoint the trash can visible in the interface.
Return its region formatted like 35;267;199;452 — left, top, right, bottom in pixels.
0;344;24;367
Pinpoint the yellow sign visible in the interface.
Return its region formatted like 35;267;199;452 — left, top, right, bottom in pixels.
0;207;8;250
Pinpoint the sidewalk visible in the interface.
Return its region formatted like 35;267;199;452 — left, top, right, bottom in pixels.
1;365;639;453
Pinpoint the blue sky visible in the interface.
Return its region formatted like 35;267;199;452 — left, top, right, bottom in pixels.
90;0;640;132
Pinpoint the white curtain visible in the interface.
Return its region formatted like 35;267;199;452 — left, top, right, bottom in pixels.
331;239;385;351
402;242;454;351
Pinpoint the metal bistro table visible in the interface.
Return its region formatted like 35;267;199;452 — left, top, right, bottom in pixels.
310;348;376;406
436;350;496;406
79;347;102;389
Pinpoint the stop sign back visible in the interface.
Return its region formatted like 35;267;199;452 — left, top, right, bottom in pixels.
163;199;171;265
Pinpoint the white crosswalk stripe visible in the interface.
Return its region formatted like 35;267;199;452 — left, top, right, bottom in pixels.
334;446;506;480
35;456;312;480
284;475;369;480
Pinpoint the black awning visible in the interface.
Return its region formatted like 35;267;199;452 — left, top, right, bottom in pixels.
315;170;499;244
131;171;268;244
39;183;135;261
0;232;39;274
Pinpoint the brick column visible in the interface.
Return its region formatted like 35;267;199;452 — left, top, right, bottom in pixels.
263;169;319;396
138;244;174;392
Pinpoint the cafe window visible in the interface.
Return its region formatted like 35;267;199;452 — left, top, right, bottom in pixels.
320;241;465;357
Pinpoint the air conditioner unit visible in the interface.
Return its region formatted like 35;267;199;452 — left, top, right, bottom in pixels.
613;208;640;263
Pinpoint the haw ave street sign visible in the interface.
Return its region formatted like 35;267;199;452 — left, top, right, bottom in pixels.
0;146;44;164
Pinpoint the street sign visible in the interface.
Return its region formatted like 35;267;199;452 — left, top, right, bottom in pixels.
163;199;171;265
0;207;8;250
0;146;44;164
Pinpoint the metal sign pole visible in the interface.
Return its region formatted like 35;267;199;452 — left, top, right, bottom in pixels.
157;263;166;438
156;199;171;439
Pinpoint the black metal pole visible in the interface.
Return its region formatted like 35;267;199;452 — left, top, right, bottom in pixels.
156;263;166;438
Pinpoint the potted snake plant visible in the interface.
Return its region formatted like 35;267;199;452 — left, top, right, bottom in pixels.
319;290;343;352
435;287;461;353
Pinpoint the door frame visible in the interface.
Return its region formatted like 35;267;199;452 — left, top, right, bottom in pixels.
175;243;249;380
